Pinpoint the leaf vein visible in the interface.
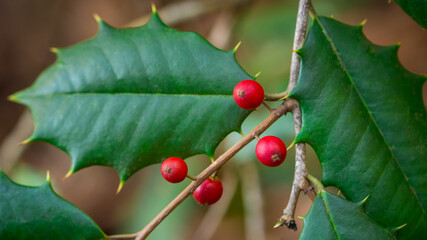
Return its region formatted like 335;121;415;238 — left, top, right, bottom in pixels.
315;17;426;216
321;192;341;240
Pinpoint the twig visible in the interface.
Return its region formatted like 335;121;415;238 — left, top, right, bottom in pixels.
241;161;266;240
107;233;136;239
286;0;310;93
275;0;312;230
135;99;297;240
265;0;313;101
191;165;238;240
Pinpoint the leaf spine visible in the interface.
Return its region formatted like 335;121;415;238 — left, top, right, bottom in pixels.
93;13;102;23
63;170;73;180
233;41;242;53
49;47;58;53
238;129;245;137
116;180;125;194
278;95;289;101
7;94;16;102
273;221;282;228
293;48;304;58
45;171;51;183
393;223;407;231
18;138;31;146
358;195;369;206
254;72;261;79
151;2;157;14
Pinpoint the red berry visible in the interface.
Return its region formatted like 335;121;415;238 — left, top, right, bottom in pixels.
233;80;264;110
161;157;188;183
255;136;287;167
193;177;223;205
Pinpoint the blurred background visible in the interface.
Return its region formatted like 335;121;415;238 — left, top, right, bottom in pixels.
0;0;426;239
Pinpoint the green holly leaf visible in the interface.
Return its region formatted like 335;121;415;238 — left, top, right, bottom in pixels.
290;16;427;239
0;170;105;240
10;10;252;184
394;0;427;29
300;191;395;240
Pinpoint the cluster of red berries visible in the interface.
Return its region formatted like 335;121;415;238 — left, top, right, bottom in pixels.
161;157;223;205
160;79;286;206
234;79;288;167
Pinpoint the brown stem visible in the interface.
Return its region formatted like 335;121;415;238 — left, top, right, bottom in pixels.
286;0;310;93
107;233;136;239
135;99;296;240
276;0;311;231
264;0;311;101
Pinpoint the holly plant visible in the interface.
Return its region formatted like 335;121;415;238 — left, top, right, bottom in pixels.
2;0;426;239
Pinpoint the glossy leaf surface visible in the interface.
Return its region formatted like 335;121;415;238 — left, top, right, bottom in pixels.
0;171;105;240
291;16;427;239
300;191;395;240
11;11;252;182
